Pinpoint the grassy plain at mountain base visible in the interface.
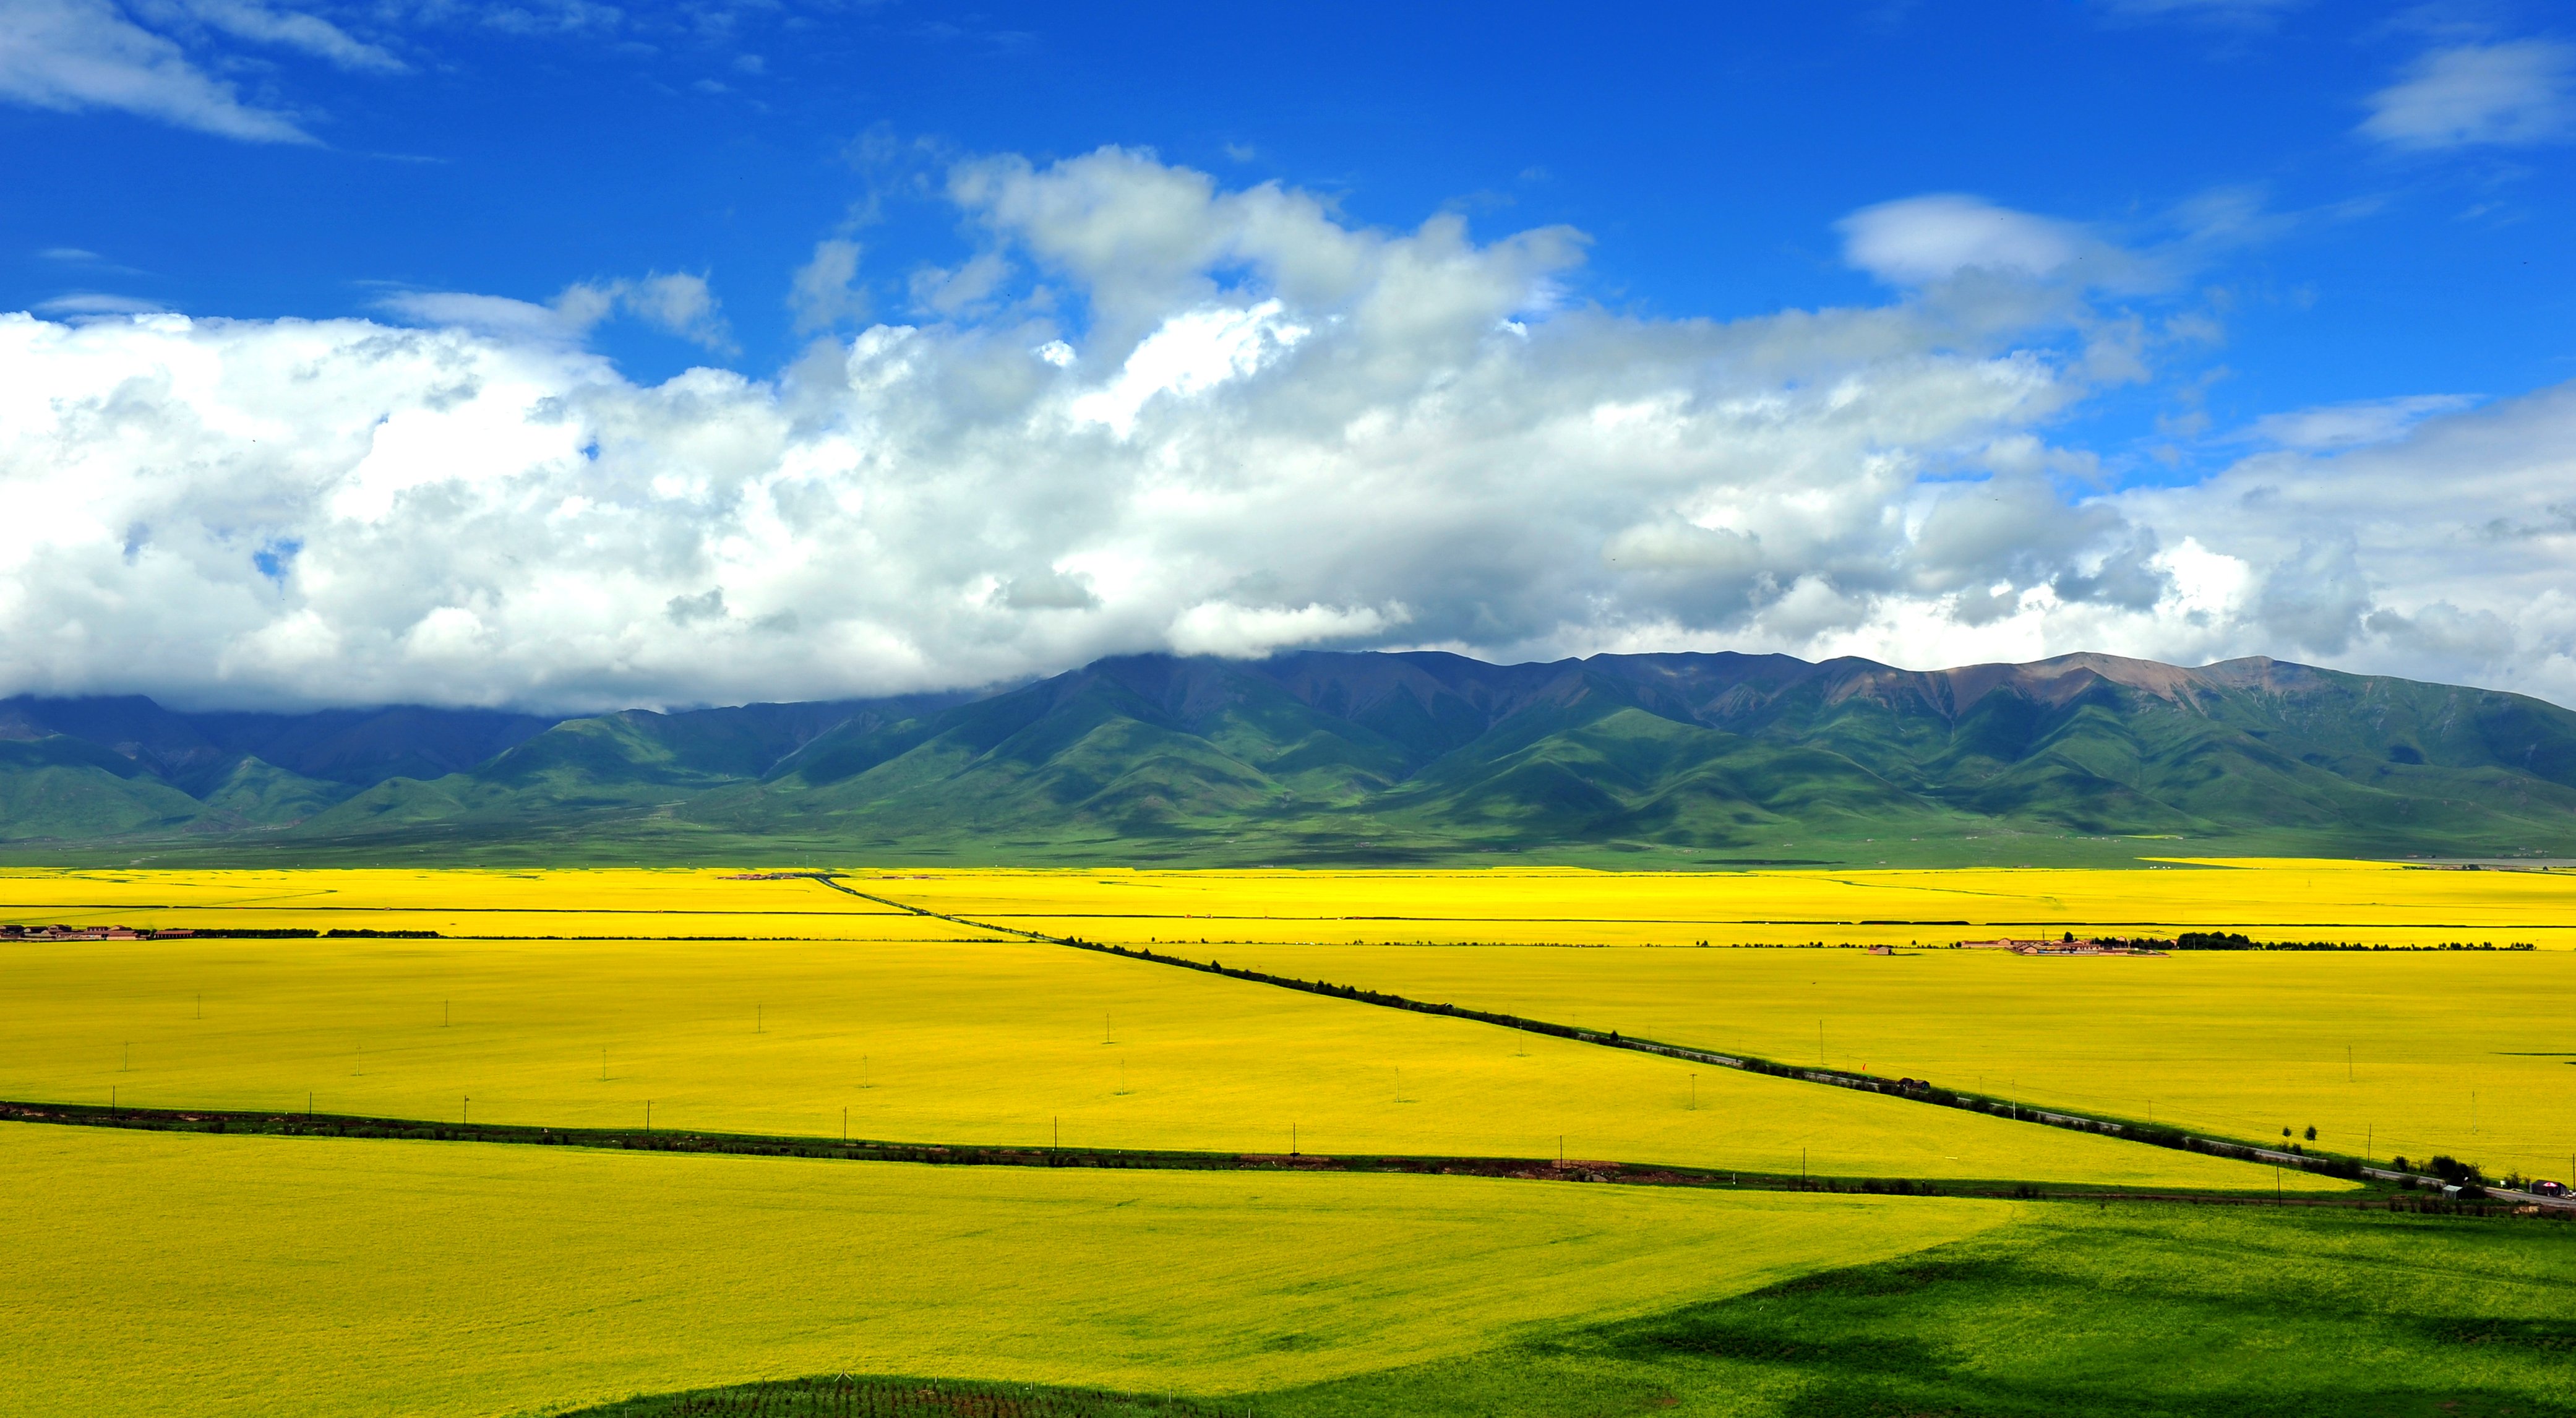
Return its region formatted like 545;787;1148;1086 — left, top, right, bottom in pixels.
0;1123;2013;1418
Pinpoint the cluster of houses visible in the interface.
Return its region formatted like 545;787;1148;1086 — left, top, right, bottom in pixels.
1960;935;2166;956
0;924;191;941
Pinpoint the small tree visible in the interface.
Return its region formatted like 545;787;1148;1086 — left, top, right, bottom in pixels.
2426;1154;2483;1185
2304;1125;2317;1141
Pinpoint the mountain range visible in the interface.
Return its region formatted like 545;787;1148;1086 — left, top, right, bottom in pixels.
5;650;2573;866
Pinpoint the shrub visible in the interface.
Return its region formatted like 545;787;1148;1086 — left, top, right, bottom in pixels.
2425;1155;2483;1185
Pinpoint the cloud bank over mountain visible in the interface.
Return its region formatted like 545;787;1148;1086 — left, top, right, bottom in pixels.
3;147;2570;713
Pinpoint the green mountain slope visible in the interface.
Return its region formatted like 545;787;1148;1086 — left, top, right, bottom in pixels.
4;651;2573;865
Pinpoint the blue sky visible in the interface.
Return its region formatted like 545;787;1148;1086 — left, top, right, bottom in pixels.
4;0;2575;710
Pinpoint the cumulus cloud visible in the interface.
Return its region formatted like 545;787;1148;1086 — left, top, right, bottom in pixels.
5;148;2576;712
2114;384;2576;695
2363;40;2576;151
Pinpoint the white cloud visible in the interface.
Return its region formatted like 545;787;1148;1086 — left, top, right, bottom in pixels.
788;239;866;333
1837;194;2096;286
380;272;732;350
0;0;315;142
908;251;1011;316
1168;601;1402;658
36;291;169;315
376;290;584;342
610;271;730;350
2115;383;2576;695
2231;393;2479;450
6;149;2576;711
1067;298;1309;437
134;0;401;72
2362;40;2576;151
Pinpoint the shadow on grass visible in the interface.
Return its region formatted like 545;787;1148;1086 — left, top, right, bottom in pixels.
561;1206;2576;1418
1255;1205;2576;1418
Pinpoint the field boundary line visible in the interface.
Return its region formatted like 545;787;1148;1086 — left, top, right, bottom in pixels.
1;1099;2475;1211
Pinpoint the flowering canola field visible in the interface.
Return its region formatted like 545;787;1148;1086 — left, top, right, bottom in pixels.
794;857;2569;1179
1208;943;2576;1179
0;1124;2016;1418
851;858;2576;950
0;866;972;942
0;928;2288;1187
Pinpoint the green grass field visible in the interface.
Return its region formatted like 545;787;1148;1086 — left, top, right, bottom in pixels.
0;1122;2011;1418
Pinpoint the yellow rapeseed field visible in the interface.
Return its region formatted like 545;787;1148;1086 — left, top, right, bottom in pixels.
833;859;2576;1178
0;867;976;942
9;859;2567;947
848;858;2576;950
0;930;2298;1188
0;1124;2017;1417
1206;942;2576;1179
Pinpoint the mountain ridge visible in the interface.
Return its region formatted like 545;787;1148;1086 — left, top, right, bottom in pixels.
2;650;2570;867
